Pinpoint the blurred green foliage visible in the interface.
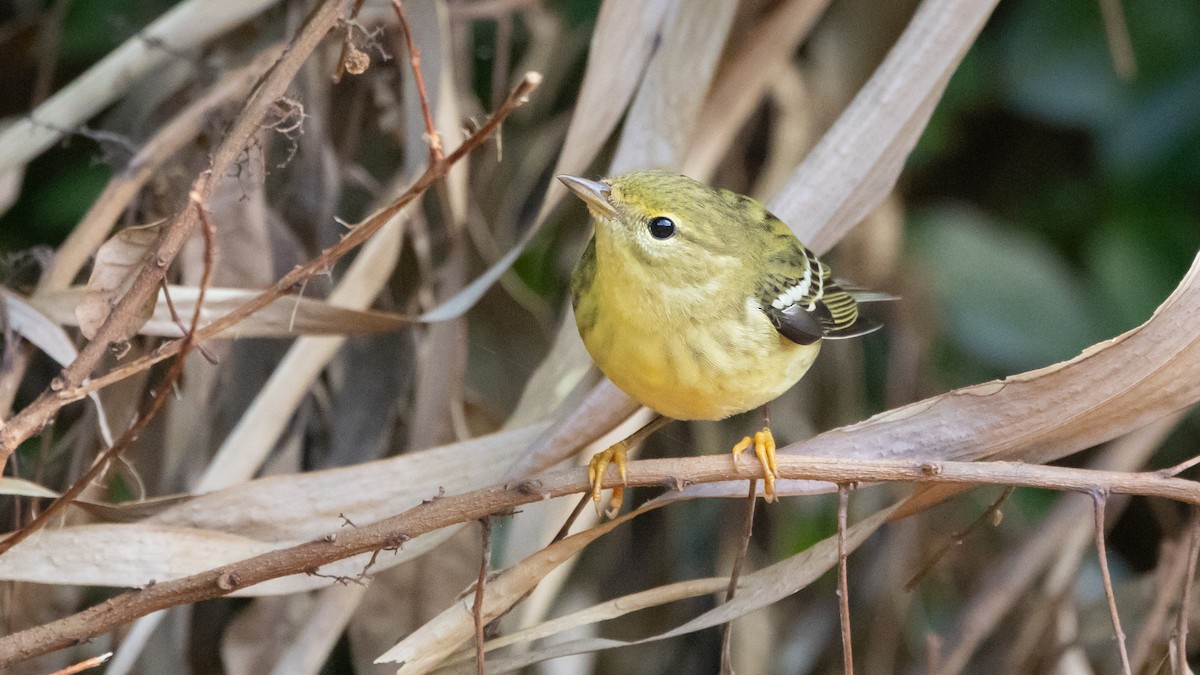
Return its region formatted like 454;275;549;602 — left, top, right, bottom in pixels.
909;0;1200;387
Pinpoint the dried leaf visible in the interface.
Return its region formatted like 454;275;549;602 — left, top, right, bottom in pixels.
376;503;658;672
0;477;58;499
462;577;729;661
34;285;406;339
683;0;831;178
75;223;162;340
0;425;546;593
609;0;738;171
768;0;1001;253
405;505;894;672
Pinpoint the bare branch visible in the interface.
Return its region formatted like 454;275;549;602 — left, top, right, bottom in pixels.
475;517;492;675
838;484;854;675
1094;491;1133;675
4;453;1200;666
1179;512;1200;674
391;0;443;164
720;478;757;674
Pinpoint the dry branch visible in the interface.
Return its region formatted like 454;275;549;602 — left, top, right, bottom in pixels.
5;453;1200;666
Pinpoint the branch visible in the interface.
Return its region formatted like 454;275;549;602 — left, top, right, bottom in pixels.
391;0;443;164
4;453;1200;666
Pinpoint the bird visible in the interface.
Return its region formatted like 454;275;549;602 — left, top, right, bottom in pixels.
560;169;887;515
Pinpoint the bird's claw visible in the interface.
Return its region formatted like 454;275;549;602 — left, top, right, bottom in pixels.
588;440;629;518
732;427;778;502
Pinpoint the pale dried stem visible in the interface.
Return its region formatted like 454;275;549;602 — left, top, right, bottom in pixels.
1163;454;1200;479
720;478;758;674
1179;512;1200;674
5;454;1200;666
1094;491;1133;675
475;517;492;675
1130;534;1191;670
838;484;854;675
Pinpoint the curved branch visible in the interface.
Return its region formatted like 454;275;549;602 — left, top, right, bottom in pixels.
3;453;1200;666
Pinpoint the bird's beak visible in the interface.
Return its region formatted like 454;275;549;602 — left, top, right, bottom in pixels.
557;174;618;219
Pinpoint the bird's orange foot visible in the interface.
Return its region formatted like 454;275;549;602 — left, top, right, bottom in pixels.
587;440;629;517
732;427;779;502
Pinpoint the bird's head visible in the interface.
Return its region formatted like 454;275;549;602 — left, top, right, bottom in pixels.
558;170;754;281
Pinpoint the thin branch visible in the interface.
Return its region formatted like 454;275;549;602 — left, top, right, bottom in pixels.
475;516;492;675
1179;511;1200;674
0;195;216;556
333;0;368;82
552;493;591;543
838;484;854;675
6;454;1200;665
720;478;757;674
1094;491;1133;675
905;487;1013;590
391;0;443;164
1162;453;1200;479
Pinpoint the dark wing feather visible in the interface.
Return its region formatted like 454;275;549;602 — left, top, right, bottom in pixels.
757;236;883;345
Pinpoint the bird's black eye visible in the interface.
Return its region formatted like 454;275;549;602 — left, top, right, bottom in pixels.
647;216;675;240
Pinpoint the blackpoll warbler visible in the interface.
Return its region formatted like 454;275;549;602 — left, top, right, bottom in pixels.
560;170;886;513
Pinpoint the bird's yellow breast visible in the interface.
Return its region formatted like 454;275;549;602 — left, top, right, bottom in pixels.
574;235;820;421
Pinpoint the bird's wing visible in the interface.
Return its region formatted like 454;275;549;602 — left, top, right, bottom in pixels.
756;238;881;345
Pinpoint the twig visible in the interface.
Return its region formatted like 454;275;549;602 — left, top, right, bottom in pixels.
905;487;1013;590
391;0;444;164
720;478;758;674
475;516;492;675
31;0;70;107
1094;491;1133;675
838;484;854;675
1130;535;1191;671
8;454;1200;665
0;0;353;465
552;493;591;543
1162;453;1200;479
1179;511;1200;674
333;0;368;82
47;651;112;675
0;195;216;556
